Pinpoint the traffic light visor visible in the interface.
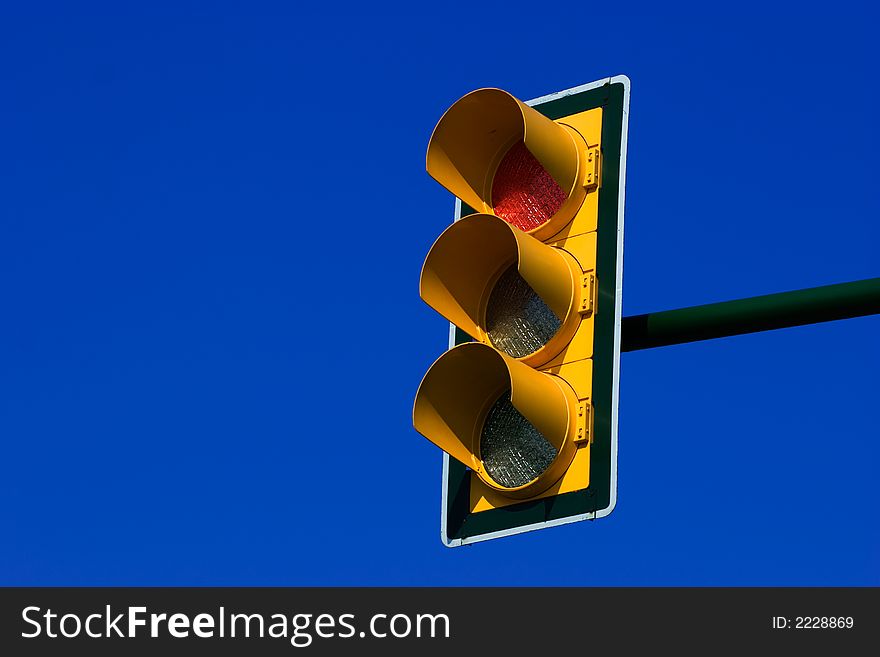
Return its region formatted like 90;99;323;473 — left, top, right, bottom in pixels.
413;343;579;497
419;213;584;365
426;88;589;239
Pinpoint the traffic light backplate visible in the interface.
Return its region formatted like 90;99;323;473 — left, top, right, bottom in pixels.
424;76;630;546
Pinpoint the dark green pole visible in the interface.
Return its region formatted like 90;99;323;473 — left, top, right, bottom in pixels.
621;277;880;352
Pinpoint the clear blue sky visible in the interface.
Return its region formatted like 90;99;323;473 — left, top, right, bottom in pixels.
1;2;878;585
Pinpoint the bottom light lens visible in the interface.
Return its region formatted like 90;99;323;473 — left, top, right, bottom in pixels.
479;390;557;488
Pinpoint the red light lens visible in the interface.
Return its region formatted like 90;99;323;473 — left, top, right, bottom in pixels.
492;142;566;232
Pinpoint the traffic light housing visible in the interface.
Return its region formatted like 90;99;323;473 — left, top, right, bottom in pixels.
414;78;630;545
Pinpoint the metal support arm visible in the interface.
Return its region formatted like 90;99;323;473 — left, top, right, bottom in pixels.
621;277;880;352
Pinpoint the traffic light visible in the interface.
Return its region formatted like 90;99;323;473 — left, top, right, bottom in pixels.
414;77;630;546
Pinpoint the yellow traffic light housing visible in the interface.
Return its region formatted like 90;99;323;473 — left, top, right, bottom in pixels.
413;342;587;500
426;87;601;242
415;77;630;545
419;213;595;368
426;88;598;241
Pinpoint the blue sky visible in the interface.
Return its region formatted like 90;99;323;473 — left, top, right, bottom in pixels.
1;2;878;585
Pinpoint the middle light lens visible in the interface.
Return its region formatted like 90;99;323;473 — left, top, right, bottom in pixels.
485;264;562;358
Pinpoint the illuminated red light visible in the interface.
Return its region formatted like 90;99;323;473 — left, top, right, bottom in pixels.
491;142;567;232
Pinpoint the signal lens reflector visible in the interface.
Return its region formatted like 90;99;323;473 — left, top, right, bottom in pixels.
480;390;558;488
492;142;567;232
486;264;561;358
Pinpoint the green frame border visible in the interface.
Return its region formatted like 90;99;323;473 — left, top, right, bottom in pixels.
443;80;626;543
